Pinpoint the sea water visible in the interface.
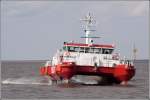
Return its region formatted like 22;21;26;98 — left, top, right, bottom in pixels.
1;60;149;99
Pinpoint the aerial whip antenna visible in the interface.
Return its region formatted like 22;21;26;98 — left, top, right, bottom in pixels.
133;44;137;60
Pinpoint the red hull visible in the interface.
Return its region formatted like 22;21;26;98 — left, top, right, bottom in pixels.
40;62;135;84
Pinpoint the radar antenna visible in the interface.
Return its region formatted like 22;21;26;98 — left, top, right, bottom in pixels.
80;13;100;44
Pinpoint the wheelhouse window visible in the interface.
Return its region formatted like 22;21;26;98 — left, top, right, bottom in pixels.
63;46;80;52
63;45;113;54
68;46;75;52
79;47;85;53
74;47;80;52
63;46;67;51
85;47;90;53
63;46;74;52
102;48;113;54
94;48;101;54
89;48;94;53
85;48;95;53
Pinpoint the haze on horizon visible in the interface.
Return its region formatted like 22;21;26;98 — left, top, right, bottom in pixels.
1;1;149;60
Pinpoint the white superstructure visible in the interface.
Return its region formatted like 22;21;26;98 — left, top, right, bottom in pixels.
51;13;126;68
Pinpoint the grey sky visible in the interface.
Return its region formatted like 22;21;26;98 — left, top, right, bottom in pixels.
1;1;149;60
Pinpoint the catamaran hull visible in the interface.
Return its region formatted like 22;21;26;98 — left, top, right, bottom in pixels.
40;62;135;84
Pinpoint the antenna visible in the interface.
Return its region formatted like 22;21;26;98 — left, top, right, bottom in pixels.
133;44;137;60
80;12;93;25
80;13;100;44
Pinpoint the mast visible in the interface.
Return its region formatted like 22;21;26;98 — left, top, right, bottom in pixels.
133;44;137;60
81;13;99;44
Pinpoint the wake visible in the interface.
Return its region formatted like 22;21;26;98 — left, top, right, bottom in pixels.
2;76;52;85
2;75;105;86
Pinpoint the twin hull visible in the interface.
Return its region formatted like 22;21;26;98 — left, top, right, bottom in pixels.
40;62;135;84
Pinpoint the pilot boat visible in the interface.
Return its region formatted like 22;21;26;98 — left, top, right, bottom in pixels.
40;13;135;85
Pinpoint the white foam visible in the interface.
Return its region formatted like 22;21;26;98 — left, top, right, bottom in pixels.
2;76;102;85
2;77;52;85
71;75;99;85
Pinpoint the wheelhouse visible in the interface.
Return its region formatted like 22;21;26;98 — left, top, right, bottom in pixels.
63;42;114;54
